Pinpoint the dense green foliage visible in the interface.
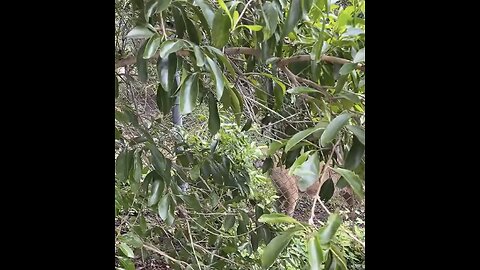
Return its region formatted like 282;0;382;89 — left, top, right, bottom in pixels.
115;0;365;269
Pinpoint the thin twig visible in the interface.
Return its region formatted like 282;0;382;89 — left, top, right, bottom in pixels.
308;139;342;225
233;0;255;29
186;219;202;269
142;243;189;267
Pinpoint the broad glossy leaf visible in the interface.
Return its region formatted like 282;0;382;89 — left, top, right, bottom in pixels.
217;0;232;25
262;1;279;41
308;234;324;270
119;232;143;248
319;178;334;202
143;34;161;59
282;0;302;38
145;142;166;172
172;7;185;38
259;213;300;225
318;213;342;246
339;63;356;75
346;125;365;145
159;40;186;58
157;52;177;93
208;93;220;135
212;9;231;48
230;87;242;125
145;0;172;18
136;41;148;82
237;25;263;31
332;168;364;199
223;215;236;230
165;196;176;225
194;0;214;28
182;11;201;44
268;140;286;155
353;48;365;63
148;179;165;206
208;46;236;75
132;151;142;184
285;122;327;152
118;257;135;270
205;56;224;99
179;73;199;114
261;227;303;269
193;46;205;67
180;194;202;211
118;242;135;258
158;194;170;220
116;150;133;182
156;83;173;114
287;86;321;94
126;25;155;39
344;137;364;170
293;152;320;191
320;113;351;146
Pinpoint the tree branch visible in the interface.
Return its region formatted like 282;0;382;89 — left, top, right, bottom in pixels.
115;47;364;71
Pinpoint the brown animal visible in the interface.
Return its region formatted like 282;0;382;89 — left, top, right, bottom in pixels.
269;162;342;216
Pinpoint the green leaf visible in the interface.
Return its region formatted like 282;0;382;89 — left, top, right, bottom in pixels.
136;41;148;82
119;232;144;248
217;0;233;25
148;179;165;206
212;9;231;48
158;194;170;220
172;7;185;38
285;122;327;152
330;244;348;270
262;1;280;41
179;73;199;114
159;40;186;58
318;213;342;246
261;227;302;269
156;83;173;114
182;12;201;45
223;215;236;230
332;168;364;199
260;73;286;93
157;52;177;93
273;84;284;111
346;125;365;145
353;48;365;63
319;178;334;202
334;75;348;94
237;25;263;31
205;56;224;99
193;46;205;67
282;0;302;38
208;46;236;75
293;152;320;192
287;86;321;94
118;257;135;270
344;136;364;170
320;113;351;146
241;118;252;131
165;196;176;225
339;63;356;75
118;242;135;258
258;213;300;225
268;140;286;155
126;25;155;39
132;151;142;184
194;0;215;28
308;234;324;270
208;93;220;135
145;142;166;173
180;195;202;211
143;34;161;59
145;0;172;18
116;150;133;182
